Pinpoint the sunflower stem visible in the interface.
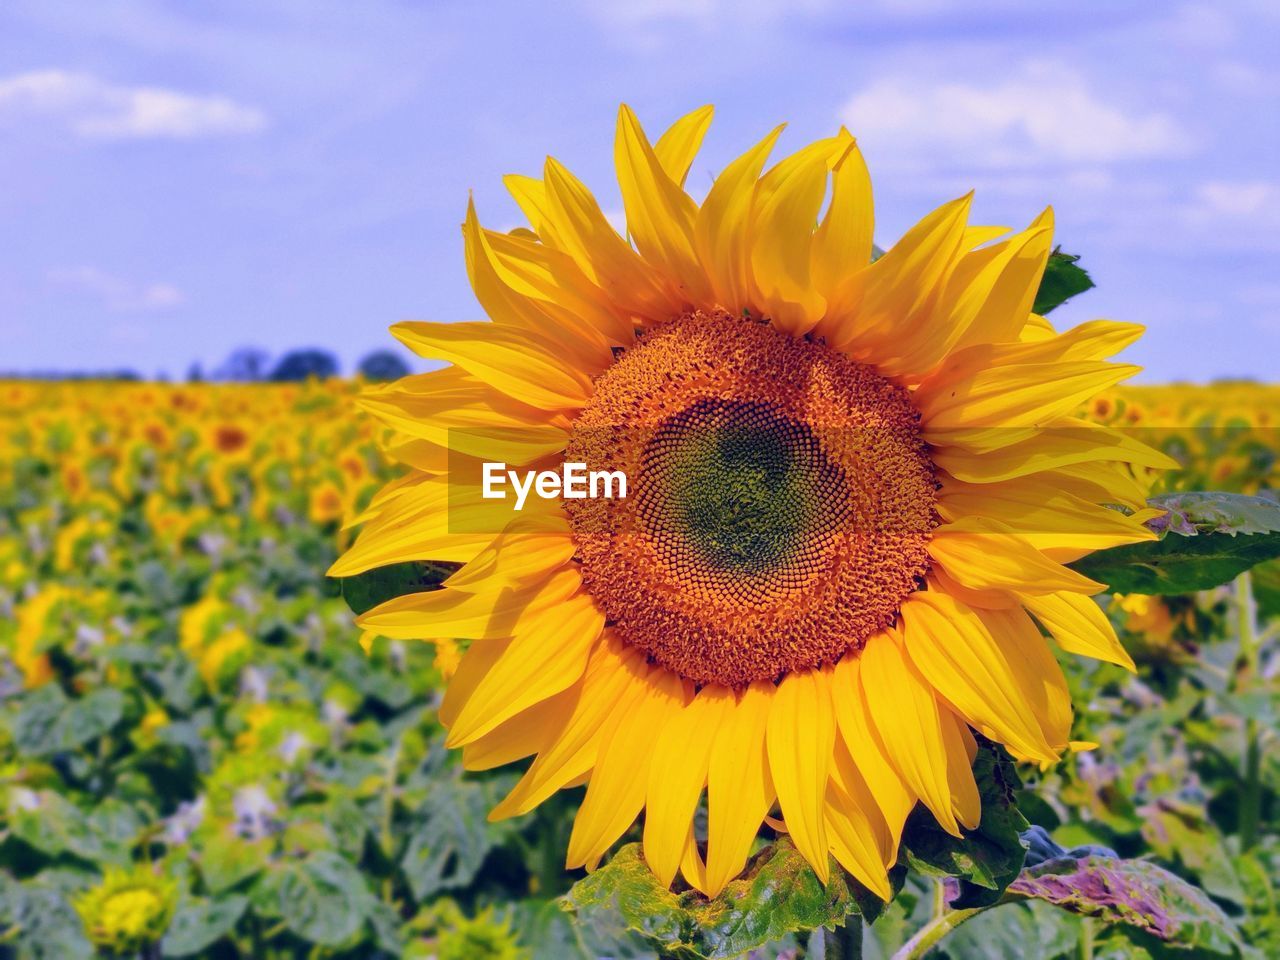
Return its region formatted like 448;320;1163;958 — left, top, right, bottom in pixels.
890;906;983;960
1235;572;1262;852
931;879;947;919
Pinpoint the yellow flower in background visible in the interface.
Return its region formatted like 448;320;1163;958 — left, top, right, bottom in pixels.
333;105;1175;898
74;867;178;955
309;480;347;525
433;638;462;681
12;587;60;688
180;593;225;654
197;628;252;686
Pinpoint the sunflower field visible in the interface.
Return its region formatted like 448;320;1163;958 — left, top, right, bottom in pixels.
3;105;1280;959
0;371;1276;959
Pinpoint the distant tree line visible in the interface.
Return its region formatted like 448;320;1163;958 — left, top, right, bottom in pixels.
198;347;410;383
5;348;413;383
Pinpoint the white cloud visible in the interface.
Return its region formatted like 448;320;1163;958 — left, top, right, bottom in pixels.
48;266;184;311
587;0;829;28
0;69;266;140
841;61;1190;171
1190;180;1278;219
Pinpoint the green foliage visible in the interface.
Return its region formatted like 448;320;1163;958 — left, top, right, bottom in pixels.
1033;249;1095;314
163;895;249;957
1071;492;1280;594
3;380;1277;959
563;838;869;960
1008;853;1248;956
901;745;1029;908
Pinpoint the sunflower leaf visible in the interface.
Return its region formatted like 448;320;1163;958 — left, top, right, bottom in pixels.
1070;492;1280;594
1006;853;1251;956
162;895;248;957
337;560;459;616
561;838;885;959
1033;248;1095;314
901;743;1029;908
560;844;692;956
275;851;374;948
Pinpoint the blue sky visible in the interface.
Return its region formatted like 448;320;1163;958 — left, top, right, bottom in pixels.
2;0;1278;382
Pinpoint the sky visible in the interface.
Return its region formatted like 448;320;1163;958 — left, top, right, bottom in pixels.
2;0;1278;382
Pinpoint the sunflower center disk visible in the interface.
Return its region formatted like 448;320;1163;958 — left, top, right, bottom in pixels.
565;311;937;687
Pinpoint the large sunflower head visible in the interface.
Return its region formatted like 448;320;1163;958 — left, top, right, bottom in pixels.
332;105;1174;899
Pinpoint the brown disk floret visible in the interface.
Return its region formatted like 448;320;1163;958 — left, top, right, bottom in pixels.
565;311;936;687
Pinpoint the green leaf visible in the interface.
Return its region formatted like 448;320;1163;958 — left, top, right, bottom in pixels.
562;838;879;960
199;836;272;894
688;838;885;957
1070;492;1280;594
162;895;248;957
337;560;458;615
1007;854;1250;956
400;773;515;902
276;851;373;947
12;686;124;757
512;898;654;960
1;884;93;959
1033;248;1095;314
9;791;107;863
901;743;1029;907
939;900;1080;960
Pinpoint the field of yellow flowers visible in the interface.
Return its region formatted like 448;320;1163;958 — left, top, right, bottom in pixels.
1;378;1277;959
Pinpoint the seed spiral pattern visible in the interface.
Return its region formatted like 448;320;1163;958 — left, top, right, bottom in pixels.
565;311;937;686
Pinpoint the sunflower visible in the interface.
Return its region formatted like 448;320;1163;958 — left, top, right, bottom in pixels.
331;105;1174;899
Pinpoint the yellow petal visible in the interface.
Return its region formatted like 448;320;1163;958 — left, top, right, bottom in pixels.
615;105;712;306
328;479;479;574
949;207;1055;352
937;706;982;830
356;367;569;467
694;125;784;313
825;765;892;900
461;684;579;770
356;568;582;640
644;686;734;887
830;656;915;846
1020;591;1136;671
680;823;711;895
490;635;647;820
391;320;592;412
482;220;634;346
920;359;1141;442
653;104;714;187
928;518;1106;596
933;417;1180;483
899;591;1059;765
443;523;576;592
888;219;1053;380
705;680;775;896
463;197;613;370
541;157;677;321
824;193;972;355
766;667;836;883
567;669;689;869
937;477;1157;563
440;636;510;729
446;592;605;745
748;140;839;335
811;140;874;300
979;606;1074;753
859;631;968;837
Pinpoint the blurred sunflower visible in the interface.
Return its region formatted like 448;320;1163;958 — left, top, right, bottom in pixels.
332;106;1174;899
